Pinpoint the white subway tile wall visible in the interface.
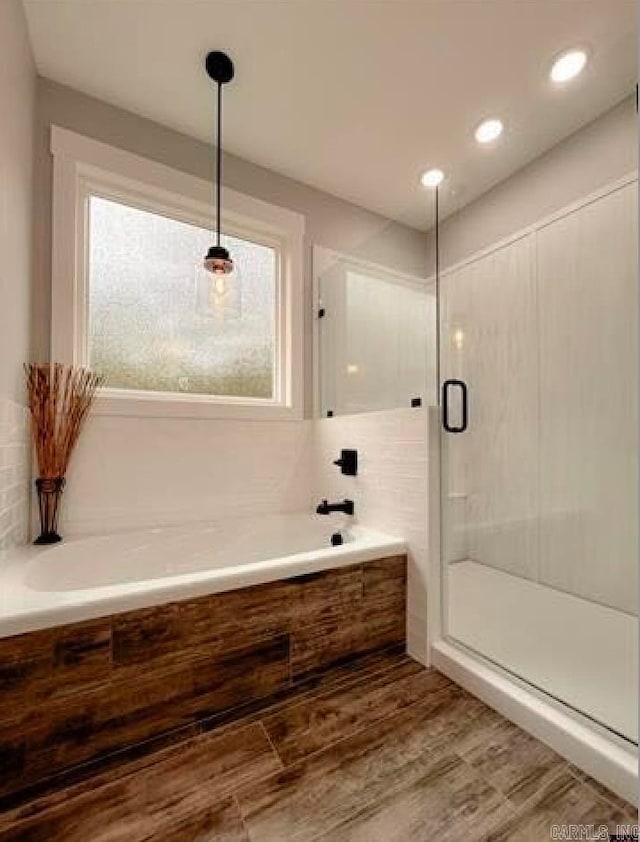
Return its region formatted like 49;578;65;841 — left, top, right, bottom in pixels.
0;398;30;554
59;416;315;535
313;408;429;664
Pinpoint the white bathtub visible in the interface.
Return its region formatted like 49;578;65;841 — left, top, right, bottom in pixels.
0;514;405;639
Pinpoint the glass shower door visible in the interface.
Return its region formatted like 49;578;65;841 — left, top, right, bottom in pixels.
439;179;638;743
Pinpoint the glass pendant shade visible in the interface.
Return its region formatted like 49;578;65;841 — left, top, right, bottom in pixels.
196;254;241;320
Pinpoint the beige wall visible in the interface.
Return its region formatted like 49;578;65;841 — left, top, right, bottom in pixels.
1;0;35;400
0;0;35;552
33;77;428;402
435;95;637;270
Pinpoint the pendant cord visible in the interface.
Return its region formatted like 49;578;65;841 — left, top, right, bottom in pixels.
216;81;222;248
435;184;441;400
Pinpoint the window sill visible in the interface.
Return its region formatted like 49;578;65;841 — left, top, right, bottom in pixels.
92;389;303;422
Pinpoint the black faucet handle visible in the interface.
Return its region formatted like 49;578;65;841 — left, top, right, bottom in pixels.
343;499;355;516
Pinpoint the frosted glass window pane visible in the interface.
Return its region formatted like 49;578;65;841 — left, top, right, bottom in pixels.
88;196;276;399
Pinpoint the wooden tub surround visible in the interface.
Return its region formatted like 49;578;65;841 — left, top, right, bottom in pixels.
0;554;406;805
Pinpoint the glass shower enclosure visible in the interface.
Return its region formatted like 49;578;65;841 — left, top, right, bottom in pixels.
438;176;638;744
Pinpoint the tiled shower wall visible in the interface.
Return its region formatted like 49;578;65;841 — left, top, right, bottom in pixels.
440;179;638;614
0;399;30;555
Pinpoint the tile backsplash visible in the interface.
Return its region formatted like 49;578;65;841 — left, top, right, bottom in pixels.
59;415;315;536
0;398;30;554
313;407;429;664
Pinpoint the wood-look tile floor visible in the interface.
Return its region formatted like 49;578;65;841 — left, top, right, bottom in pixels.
0;650;635;841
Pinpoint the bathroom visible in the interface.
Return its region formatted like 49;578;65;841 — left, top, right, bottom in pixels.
0;0;637;839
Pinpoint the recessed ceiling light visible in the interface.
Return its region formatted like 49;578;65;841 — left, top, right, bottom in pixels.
550;49;588;83
421;168;445;188
475;118;504;145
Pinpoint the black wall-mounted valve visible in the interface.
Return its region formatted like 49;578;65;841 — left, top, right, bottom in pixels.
333;449;358;476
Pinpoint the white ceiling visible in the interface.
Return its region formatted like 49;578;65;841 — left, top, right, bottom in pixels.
23;0;636;230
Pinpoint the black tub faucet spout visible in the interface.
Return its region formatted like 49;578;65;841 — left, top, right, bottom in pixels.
316;499;354;516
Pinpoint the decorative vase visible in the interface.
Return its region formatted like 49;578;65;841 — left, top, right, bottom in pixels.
25;363;104;547
34;477;66;545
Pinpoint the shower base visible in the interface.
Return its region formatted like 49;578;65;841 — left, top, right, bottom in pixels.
433;560;638;804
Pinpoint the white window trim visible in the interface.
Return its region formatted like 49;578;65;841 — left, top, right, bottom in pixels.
51;126;305;421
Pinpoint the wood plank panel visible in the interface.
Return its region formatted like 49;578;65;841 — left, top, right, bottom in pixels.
263;659;446;766
0;555;406;801
290;556;406;678
0;723;276;842
179;579;296;653
17;635;290;790
0;631;53;722
112;603;181;666
236;686;483;842
51;619;112;696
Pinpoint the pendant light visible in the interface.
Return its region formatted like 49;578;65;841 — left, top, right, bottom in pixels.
204;50;235;275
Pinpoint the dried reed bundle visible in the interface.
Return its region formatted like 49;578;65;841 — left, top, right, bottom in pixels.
24;363;104;479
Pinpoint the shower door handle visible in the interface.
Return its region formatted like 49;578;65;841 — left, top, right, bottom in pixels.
442;379;468;433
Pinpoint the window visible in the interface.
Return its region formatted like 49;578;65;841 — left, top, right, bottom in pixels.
51;127;304;420
88;196;277;400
